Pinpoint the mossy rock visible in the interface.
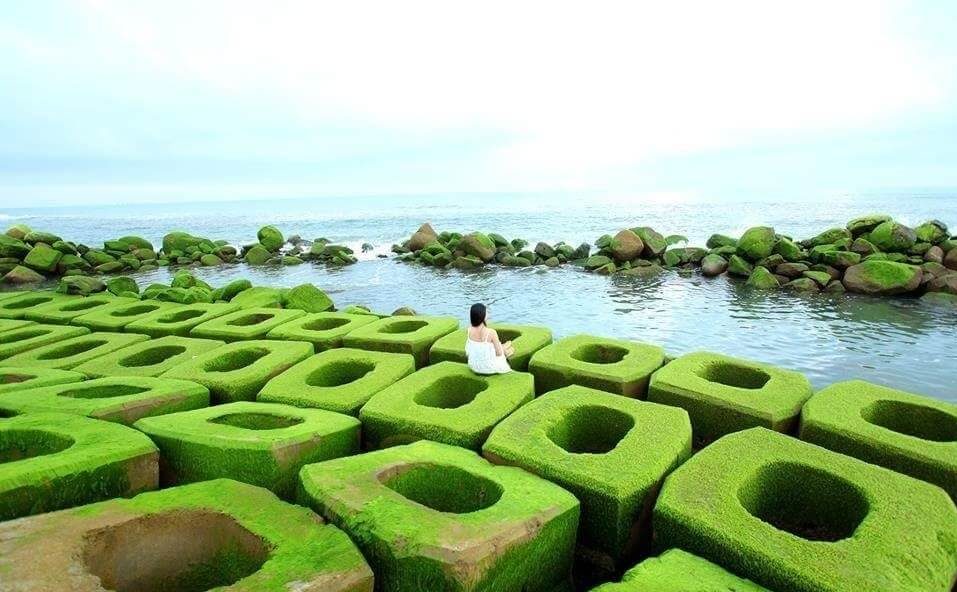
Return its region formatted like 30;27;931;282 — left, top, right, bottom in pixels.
259;347;415;415
800;380;957;500
162;339;312;403
0;235;31;259
3;331;149;370
219;278;253;301
0;375;208;425
2;265;45;285
654;427;957;592
106;276;139;296
429;323;553;371
0;291;79;320
360;361;534;450
72;300;184;332
125;302;240;337
23;242;63;272
75;335;226;378
25;294;132;325
700;253;727;277
265;311;378;352
484;386;691;572
0;478;373;592
922;291;957;306
648;351;812;446
255;225;284;252
244;244;273;265
409;222;439;251
56;275;107;296
343;315;459;368
726;254;753;277
591;549;768;591
283;283;334;313
501;255;531;267
0;366;85;394
0;323;90;360
584;255;612;270
846;213;891;236
736;226;777;261
135;401;359;499
528;335;664;397
459;232;496;262
842;260;922;295
802;270;832;287
299;440;579;592
190;307;306;341
915;220;949;244
610;230;644;262
868;220;917;252
745;266;779;289
820;249;860;269
805;227;851;247
631;227;667;257
231;286;284;308
0;412;158;521
4;224;31;240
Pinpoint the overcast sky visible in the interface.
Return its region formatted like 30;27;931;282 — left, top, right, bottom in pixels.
1;1;955;205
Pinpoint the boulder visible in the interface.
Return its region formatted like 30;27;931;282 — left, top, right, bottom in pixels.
0;235;30;259
842;261;922;295
117;236;154;251
774;237;803;262
544;257;560;268
244;244;273;265
284;284;334;312
534;242;555;259
2;265;44;284
281;256;303;266
106;276;139;296
824;280;846;294
921;292;957;306
500;255;530;268
633;227;667;256
200;254;223;266
868;221;916;252
162;231;209;254
727;255;753;277
56;275;106;295
784;278;820;292
488;233;509;248
23;231;62;245
23;243;62;272
52;240;78;255
256;225;284;252
619;264;664;277
409;223;439;251
927;273;957;295
806;228;851;247
945;248;957;271
923;245;944;264
94;261;125;274
850;237;879;256
83;249;115;266
846;214;891;236
915;220;948;244
572;243;591;260
821;250;861;269
705;234;737;249
922;261;949;278
745;266;780;289
610;230;644;262
737;226;777;261
391;307;417;316
5;224;31;240
775;262;809;278
802;270;832;287
700;254;728;277
459;232;496;262
220;279;253;301
585;255;612;270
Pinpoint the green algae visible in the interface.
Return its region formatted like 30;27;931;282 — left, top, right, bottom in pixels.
528;334;664;396
591;549;768;591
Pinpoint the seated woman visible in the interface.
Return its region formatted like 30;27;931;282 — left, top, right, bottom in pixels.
466;303;514;375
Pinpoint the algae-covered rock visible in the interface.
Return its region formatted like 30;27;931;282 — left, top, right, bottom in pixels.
257;225;284;251
821;250;861;269
775;262;808;278
280;255;302;266
5;224;31;240
610;230;644;262
945;247;957;271
2;265;44;284
217;278;252;302
806;228;851;247
24;243;62;272
409;223;439;251
619;264;664;277
633;227;667;256
701;254;728;277
784;278;820;292
232;286;284;309
915;220;948;244
23;231;61;245
868;221;917;252
842;260;922;295
106;276;139;296
802;270;832;287
544;257;560;268
500;255;530;268
244;244;273;265
737;227;777;261
162;231;209;254
773;237;803;262
927;273;957;295
391;306;416;316
459;232;496;262
850;237;879;256
727;255;753;277
82;249;115;267
585;255;612;270
745;266;779;289
56;275;106;296
284;283;334;313
534;242;555;259
200;254;223;266
846;214;891;236
706;234;737;249
488;233;509;248
0;235;31;259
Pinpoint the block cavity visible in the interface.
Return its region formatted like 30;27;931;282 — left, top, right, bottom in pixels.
0;366;85;394
25;294;133;325
266;311;378;351
0;291;80;320
190;306;306;341
75;335;226;378
342;315;459;368
124;302;240;337
73;300;185;332
0;323;91;360
3;331;149;370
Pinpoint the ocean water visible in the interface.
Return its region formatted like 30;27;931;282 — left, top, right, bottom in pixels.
3;192;957;401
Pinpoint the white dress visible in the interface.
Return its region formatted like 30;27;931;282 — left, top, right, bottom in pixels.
465;328;511;375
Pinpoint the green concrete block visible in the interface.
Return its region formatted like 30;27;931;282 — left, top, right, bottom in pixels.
591;549;768;591
0;479;373;592
654;427;957;592
528;335;665;397
429;322;553;371
0;376;209;425
190;306;306;341
483;386;691;572
800;379;957;500
0;366;85;394
74;335;226;378
162;339;312;403
0;323;90;360
0;291;79;319
124;301;240;337
299;440;580;592
258;347;415;415
25;294;132;325
3;331;149;370
361;361;534;450
135;401;360;499
0;412;158;520
0;318;34;333
72;299;184;331
648;351;813;446
342;314;459;368
266;311;378;351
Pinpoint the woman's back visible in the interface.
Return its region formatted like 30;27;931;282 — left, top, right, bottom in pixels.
466;326;510;375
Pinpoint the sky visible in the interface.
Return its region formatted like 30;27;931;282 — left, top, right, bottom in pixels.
1;0;956;206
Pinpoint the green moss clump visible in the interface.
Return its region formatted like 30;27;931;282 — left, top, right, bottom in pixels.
360;361;534;450
190;307;306;341
72;300;184;331
484;386;691;573
0;291;80;320
258;347;414;415
3;331;149;370
74;335;226;378
265;311;378;351
282;283;334;312
528;334;664;397
591;549;768;591
429;323;553;371
736;226;777;261
343;315;459;368
298;440;579;592
0;412;158;520
0;366;85;394
0;323;90;360
125;302;240;337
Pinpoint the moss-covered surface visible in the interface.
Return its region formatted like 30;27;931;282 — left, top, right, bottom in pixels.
134;401;360;499
0;318;35;333
162;339;312;403
3;331;149;370
265;311;378;351
190;306;306;341
0;365;85;394
0;376;209;425
590;549;768;591
0;291;79;319
653;428;957;592
800;379;957;500
360;361;534;450
0;323;90;360
429;323;553;371
342;314;459;368
483;386;691;573
74;335;226;378
0;479;373;591
24;294;131;325
0;412;158;520
258;347;415;415
648;351;813;446
299;440;580;592
72;299;184;332
528;335;665;397
125;302;240;337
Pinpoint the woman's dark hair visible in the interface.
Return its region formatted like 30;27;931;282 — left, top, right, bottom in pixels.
470;303;487;327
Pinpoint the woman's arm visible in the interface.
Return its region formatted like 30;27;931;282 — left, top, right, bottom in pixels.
488;329;506;357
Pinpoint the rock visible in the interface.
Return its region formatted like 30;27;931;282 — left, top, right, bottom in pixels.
23;243;62;272
850;238;878;256
459;232;496;262
868;221;917;252
257;225;284;252
595;234;613;250
488;233;509;248
737;226;777;261
106;276;139;296
945;248;957;271
572;243;591;260
83;249;115;266
231;286;284;308
594;262;617;275
710;245;737;257
915;220;948;244
0;235;31;259
745;266;780;289
511;238;528;251
544;257;560;268
534;242;555;259
170;271;198;289
619;264;664;277
846;214;891;236
94;261;125;274
200;254;223;266
821;250;861;269
927;273;957;295
585;255;612;270
284;283;334;312
802;271;832;287
409;223;439;251
727;255;753;277
56;275;106;295
922;261;949;278
500;255;531;267
117;236;154;251
361;243;374;253
775;262;809;278
921;292;957;306
2;265;44;284
244;244;273;265
23;231;62;245
824;280;846;294
281;256;303;266
633;227;667;256
391;307;416;316
700;254;728;277
774;237;803;262
806;228;851;247
5;224;31;240
58;254;90;272
784;278;820;292
923;245;944;264
810;264;841;280
756;254;785;270
52;240;78;255
842;260;922;295
610;230;643;262
162;231;209;254
220;279;253;301
662;250;682;268
706;234;737;249
517;251;536;263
